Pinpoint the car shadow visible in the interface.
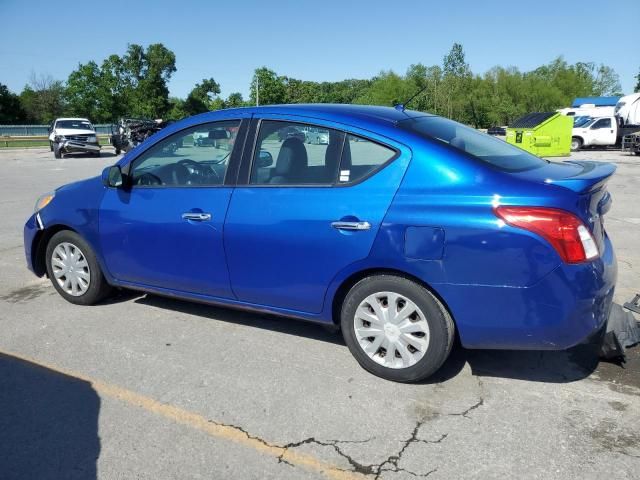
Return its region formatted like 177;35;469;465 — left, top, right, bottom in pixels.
127;292;603;383
132;293;345;346
0;353;100;479
63;151;117;159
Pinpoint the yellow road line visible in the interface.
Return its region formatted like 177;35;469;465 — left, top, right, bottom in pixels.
3;349;363;480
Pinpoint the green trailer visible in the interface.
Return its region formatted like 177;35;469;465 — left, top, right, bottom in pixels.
506;112;572;157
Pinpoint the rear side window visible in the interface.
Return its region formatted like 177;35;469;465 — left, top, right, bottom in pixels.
250;121;344;185
400;116;547;172
338;135;396;183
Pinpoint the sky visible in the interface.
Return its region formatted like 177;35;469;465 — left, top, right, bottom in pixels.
1;0;638;101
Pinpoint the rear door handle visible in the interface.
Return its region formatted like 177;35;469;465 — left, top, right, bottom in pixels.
182;212;212;221
331;221;371;231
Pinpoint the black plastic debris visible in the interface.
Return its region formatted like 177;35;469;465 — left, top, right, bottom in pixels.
599;303;640;361
623;293;640;314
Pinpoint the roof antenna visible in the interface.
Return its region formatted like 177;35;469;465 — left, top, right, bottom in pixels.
394;84;430;112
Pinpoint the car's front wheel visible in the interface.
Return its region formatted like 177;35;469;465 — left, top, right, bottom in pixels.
45;230;112;305
341;275;454;382
571;137;583;151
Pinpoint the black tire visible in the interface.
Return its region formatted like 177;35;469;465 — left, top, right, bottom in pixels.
49;141;53;152
54;144;62;159
92;151;101;157
571;137;583;152
115;148;121;155
45;230;112;305
340;275;454;383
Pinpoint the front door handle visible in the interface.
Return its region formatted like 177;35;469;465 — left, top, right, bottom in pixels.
331;221;371;231
182;212;212;221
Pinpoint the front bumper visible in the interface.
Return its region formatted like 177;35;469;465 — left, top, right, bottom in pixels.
60;140;101;153
440;233;618;350
23;213;42;275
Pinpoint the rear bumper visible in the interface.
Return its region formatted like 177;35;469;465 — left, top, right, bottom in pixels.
439;233;617;350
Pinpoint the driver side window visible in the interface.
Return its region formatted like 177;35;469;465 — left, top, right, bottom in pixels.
592;118;611;129
130;120;240;187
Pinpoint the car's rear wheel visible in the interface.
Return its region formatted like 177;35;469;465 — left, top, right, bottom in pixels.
571;137;583;151
45;230;112;305
340;275;454;382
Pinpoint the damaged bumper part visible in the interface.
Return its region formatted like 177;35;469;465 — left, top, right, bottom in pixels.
55;135;100;154
61;140;100;153
599;303;640;361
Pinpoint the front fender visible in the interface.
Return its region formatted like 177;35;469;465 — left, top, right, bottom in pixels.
34;176;113;282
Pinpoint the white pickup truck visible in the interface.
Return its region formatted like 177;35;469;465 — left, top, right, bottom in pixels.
48;118;101;159
571;115;640;151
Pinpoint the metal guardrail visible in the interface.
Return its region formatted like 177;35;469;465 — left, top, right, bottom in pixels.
1;135;111;148
0;124;113;136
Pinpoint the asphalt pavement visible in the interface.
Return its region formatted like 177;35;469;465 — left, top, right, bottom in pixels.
0;146;638;479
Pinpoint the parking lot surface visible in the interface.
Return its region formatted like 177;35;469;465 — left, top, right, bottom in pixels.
0;147;638;479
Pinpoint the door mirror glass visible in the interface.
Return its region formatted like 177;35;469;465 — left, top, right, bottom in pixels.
257;150;273;168
102;165;123;188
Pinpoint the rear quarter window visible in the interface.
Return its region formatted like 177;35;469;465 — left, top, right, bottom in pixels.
400;117;547;172
339;134;396;183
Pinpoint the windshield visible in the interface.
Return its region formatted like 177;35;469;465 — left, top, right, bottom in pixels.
573;116;592;127
399;116;547;172
56;120;93;130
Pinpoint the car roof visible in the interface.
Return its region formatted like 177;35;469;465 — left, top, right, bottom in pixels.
56;118;91;122
199;104;432;129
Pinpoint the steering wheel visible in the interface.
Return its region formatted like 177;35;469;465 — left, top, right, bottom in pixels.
178;159;220;183
136;172;162;186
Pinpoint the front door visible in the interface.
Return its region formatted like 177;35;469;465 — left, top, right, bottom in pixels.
224;117;410;313
99;119;245;298
590;118;616;145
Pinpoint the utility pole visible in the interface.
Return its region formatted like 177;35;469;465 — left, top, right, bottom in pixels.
256;75;260;106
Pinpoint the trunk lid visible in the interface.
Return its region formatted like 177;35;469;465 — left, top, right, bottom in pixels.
510;160;616;254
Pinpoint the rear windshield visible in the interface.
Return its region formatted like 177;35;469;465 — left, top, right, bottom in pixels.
399;116;547;172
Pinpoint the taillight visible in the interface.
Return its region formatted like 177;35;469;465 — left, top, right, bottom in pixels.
494;206;599;264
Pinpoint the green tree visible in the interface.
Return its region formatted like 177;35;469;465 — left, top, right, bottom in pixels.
591;64;622;96
125;43;177;118
0;83;26;123
354;71;412;107
225;92;245;108
64;61;103;120
64;43;176;121
184;78;221;115
167;97;188;120
634;67;640;93
250;67;287;105
442;42;472;120
19;73;65;123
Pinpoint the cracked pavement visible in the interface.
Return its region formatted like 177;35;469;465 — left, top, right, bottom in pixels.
0;148;639;479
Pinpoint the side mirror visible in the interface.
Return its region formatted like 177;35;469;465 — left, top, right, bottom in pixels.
257;150;273;168
102;165;124;188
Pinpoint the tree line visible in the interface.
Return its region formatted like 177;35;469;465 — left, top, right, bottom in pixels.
1;42;637;128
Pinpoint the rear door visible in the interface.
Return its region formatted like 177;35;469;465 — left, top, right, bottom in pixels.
223;116;411;313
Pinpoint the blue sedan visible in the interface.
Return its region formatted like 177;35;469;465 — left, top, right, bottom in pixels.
24;105;617;382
